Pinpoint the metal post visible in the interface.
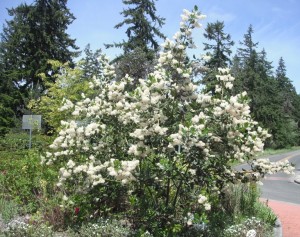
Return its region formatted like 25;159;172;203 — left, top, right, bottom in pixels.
29;128;32;149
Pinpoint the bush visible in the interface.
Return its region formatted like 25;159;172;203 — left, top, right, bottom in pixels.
0;198;19;224
41;7;293;235
0;149;58;213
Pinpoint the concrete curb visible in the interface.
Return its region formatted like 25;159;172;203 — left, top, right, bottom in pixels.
294;177;300;184
273;218;282;237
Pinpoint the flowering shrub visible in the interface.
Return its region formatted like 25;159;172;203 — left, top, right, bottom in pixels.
42;6;294;235
224;217;271;237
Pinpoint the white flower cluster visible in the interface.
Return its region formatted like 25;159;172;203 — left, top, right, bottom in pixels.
57;158;139;188
185;212;194;226
198;194;211;211
224;217;262;237
252;158;295;176
215;68;235;92
246;229;257;237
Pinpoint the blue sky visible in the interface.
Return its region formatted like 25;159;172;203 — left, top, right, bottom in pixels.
1;0;300;92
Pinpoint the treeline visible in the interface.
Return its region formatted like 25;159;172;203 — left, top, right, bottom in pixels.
201;22;300;148
0;0;299;149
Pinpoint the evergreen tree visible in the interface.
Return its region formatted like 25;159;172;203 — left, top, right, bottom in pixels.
0;0;79;104
107;0;165;60
203;21;234;69
106;0;165;82
237;25;258;64
79;44;105;79
275;57;296;114
231;55;243;94
202;21;234;93
235;26;285;147
0;49;18;136
235;25;260;99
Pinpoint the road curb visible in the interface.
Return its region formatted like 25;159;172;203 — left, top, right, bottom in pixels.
294;177;300;184
273;218;282;237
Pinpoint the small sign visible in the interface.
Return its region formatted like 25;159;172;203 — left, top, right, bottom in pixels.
22;115;42;130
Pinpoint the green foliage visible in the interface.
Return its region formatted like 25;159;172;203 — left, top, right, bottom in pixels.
0;62;19;136
1;223;55;237
0;131;53;151
254;201;277;226
202;21;234;94
203;21;234;69
0;198;19;224
106;0;165;82
78;44;107;79
29;60;92;134
107;0;165;58
0;0;79;108
0;103;15;137
232;25;300;148
0;148;57;212
206;183;275;237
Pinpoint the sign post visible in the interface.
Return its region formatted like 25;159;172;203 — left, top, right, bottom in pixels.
22;115;42;149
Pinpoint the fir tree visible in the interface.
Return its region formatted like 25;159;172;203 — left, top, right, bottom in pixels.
237;24;258;63
79;44;105;79
275;57;296;114
202;21;234;93
0;0;79;103
107;0;165;60
106;0;165;82
203;21;234;69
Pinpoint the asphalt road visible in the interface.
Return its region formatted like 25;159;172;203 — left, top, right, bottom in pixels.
235;150;300;204
260;150;300;204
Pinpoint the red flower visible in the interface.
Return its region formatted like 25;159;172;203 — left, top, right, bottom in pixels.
74;207;80;215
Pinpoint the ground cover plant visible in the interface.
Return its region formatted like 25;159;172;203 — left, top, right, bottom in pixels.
0;6;294;237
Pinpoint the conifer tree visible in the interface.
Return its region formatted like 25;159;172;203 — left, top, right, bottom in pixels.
275;57;295;111
237;25;258;64
0;0;79;103
203;21;234;69
106;0;165;81
107;0;165;60
79;44;105;79
202;21;234;93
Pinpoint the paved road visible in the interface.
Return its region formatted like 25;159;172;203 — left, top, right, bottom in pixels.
237;150;300;236
235;150;300;204
260;150;300;204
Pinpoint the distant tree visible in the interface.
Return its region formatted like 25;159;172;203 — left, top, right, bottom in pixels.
0;53;17;136
203;21;234;69
231;55;243;94
0;0;79;104
237;25;258;64
107;0;165;59
79;44;107;79
275;57;296;114
202;21;234;93
106;0;165;81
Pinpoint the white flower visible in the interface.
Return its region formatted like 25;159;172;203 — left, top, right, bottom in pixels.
66;159;75;168
181;14;189;22
198;194;207;204
177;68;183;74
246;229;256;237
204;203;211;211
